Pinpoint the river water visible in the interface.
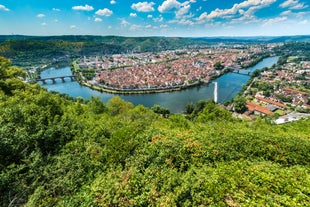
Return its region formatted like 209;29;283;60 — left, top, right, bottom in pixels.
40;56;279;113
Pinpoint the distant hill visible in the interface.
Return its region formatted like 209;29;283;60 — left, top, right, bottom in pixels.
0;35;309;66
193;35;310;43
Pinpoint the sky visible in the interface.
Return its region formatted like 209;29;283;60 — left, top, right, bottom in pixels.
0;0;309;37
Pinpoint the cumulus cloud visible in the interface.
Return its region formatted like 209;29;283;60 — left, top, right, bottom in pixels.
178;19;194;25
70;25;77;29
52;8;61;12
197;0;276;21
41;22;47;26
130;13;137;17
37;14;45;18
153;15;164;22
280;0;307;10
176;2;191;18
147;14;153;18
0;4;9;11
95;17;102;22
72;4;94;11
131;2;155;12
110;0;117;4
121;19;130;27
158;0;195;18
96;8;113;16
158;0;181;13
262;16;287;27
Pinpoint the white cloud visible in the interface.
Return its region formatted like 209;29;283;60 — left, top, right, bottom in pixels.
70;25;77;29
41;22;47;26
145;24;152;28
52;8;61;12
298;19;308;24
72;4;94;11
280;10;292;15
0;4;9;11
121;19;130;27
110;0;117;5
37;14;45;18
147;14;153;18
262;16;287;27
153;15;164;22
54;19;59;23
176;2;191;18
95;17;102;22
130;13;137;17
160;24;169;28
158;0;181;13
131;2;155;12
158;0;195;18
96;8;113;16
280;0;307;10
196;0;276;21
178;19;194;25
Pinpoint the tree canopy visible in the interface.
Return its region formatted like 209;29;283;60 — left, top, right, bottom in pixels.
0;57;309;206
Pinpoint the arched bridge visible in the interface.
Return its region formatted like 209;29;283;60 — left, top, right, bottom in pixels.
37;75;76;84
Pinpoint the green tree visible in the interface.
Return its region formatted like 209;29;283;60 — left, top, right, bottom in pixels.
214;61;224;70
233;95;247;113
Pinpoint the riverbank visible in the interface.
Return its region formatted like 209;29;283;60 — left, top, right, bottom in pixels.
81;81;210;94
71;59;214;94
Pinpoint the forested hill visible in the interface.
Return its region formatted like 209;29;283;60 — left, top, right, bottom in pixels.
0;36;206;66
1;35;309;66
1;56;310;206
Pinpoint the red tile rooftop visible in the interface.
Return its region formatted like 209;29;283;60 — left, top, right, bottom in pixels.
256;96;286;108
283;88;308;95
247;102;273;115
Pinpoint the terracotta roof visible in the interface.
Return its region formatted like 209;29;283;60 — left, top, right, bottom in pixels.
256;97;286;108
247;102;273;115
283;88;308;95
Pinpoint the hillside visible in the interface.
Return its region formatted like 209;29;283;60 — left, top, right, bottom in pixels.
0;56;309;206
0;36;206;67
1;35;309;67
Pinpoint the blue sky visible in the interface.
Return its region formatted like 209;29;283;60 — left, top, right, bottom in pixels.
0;0;309;36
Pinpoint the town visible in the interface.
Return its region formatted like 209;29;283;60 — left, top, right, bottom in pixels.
74;43;310;123
76;44;275;92
240;54;310;123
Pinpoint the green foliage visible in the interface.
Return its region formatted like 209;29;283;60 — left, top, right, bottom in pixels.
233;95;247;113
0;57;310;206
276;93;293;102
151;104;170;117
214;61;224;70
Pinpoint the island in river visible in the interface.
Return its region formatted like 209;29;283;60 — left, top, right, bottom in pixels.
72;45;275;94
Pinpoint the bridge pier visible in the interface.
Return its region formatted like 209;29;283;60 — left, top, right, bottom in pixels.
37;75;76;84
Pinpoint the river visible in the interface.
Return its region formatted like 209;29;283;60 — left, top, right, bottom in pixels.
40;56;279;113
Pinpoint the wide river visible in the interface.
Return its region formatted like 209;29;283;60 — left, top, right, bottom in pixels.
40;56;279;113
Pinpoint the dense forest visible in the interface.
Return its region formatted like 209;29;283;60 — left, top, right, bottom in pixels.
0;36;207;67
0;56;309;206
1;35;310;67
